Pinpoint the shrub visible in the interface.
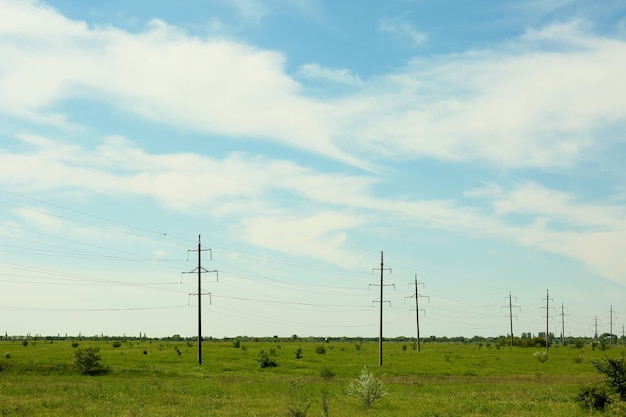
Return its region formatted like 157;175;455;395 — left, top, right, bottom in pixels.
534;351;549;363
295;346;303;359
592;354;626;401
71;342;79;348
4;352;10;359
576;354;626;410
257;350;277;368
233;339;241;348
347;367;387;408
319;366;335;380
576;383;610;410
22;340;28;347
73;346;102;375
315;346;326;355
286;380;310;417
112;341;122;348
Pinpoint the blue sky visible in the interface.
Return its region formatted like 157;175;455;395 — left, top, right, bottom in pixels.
1;0;625;339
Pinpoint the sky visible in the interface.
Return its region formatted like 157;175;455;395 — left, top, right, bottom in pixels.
1;0;626;340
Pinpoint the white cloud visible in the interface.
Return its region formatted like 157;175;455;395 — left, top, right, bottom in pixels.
340;21;626;167
1;2;625;170
0;1;363;167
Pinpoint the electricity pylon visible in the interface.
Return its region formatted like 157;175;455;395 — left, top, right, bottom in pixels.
182;235;217;365
370;251;393;366
405;274;428;352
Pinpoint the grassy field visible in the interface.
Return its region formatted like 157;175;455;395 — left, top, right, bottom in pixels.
0;338;621;416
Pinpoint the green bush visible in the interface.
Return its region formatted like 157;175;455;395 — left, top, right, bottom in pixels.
112;341;122;348
593;355;626;401
286;380;310;417
347;367;387;408
534;351;549;363
576;354;626;410
315;346;326;355
73;346;102;375
257;350;277;368
295;346;303;359
319;366;335;380
576;383;610;411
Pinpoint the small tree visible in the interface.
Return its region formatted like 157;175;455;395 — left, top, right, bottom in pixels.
347;367;387;408
73;346;102;375
257;350;277;368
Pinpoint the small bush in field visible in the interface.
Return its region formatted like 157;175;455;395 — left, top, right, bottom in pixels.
112;341;122;348
257;350;277;368
286;379;310;417
534;351;549;363
295;346;303;359
347;367;387;408
73;346;102;375
315;346;326;355
319;366;335;380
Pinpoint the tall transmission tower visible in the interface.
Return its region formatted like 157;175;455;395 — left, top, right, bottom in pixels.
183;235;218;365
541;289;554;352
502;292;520;347
405;274;429;352
370;251;393;367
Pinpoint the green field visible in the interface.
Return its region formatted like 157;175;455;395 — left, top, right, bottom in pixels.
0;338;622;416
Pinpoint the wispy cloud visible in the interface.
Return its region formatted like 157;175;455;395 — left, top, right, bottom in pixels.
297;63;362;85
378;16;427;45
5;134;626;285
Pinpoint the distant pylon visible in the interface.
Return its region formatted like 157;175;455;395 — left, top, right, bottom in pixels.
182;235;217;365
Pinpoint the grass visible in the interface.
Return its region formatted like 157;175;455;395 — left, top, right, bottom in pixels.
0;338;621;416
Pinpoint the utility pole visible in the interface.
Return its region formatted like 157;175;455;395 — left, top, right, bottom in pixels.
370;251;392;367
541;289;554;352
557;303;568;346
405;274;428;352
502;292;520;347
183;235;218;365
594;316;598;341
608;304;616;348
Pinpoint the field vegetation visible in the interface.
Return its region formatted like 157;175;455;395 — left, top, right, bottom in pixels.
0;336;624;416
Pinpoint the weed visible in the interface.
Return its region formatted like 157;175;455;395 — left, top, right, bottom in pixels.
112;341;122;348
295;346;303;359
315;346;326;355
